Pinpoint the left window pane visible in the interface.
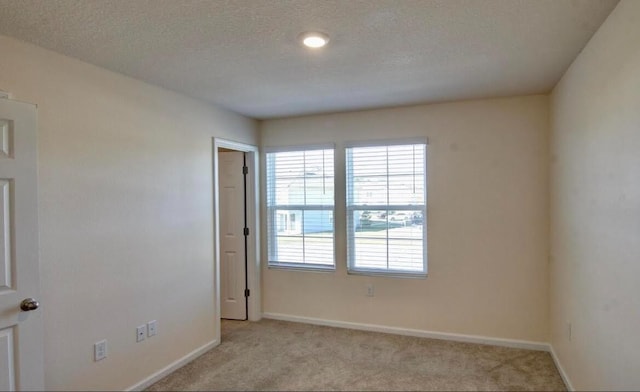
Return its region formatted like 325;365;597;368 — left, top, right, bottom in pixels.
266;147;335;269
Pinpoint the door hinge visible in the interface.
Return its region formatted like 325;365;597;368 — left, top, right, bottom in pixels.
243;227;249;236
244;289;250;297
242;166;248;175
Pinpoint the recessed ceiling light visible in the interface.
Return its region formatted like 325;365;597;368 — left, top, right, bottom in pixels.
299;32;330;49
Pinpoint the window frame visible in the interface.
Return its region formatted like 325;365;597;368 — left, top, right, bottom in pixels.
345;138;428;278
265;144;336;271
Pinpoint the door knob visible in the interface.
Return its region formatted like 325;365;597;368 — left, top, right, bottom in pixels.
20;298;39;312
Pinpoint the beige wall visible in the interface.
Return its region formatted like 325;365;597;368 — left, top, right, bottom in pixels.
261;95;550;342
549;1;640;390
0;35;257;390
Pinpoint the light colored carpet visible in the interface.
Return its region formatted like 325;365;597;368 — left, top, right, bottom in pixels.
147;319;566;391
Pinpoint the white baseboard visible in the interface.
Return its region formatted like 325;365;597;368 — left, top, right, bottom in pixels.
263;312;550;352
126;339;219;391
549;345;574;391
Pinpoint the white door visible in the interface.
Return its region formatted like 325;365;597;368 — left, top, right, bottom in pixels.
219;151;247;320
0;98;44;390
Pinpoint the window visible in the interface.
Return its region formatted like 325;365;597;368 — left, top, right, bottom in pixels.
266;146;335;269
346;141;427;276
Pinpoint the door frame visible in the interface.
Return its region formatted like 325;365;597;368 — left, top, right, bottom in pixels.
212;138;260;339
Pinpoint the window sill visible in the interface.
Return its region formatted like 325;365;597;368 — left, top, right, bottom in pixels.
268;263;335;273
347;269;427;279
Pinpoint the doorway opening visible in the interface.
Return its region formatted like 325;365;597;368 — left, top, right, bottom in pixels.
213;139;260;342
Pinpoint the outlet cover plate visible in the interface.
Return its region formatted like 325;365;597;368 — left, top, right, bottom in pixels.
366;284;375;297
136;325;146;342
147;320;157;337
94;340;107;361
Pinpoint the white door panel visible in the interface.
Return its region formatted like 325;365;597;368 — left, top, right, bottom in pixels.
0;327;16;391
219;151;246;320
0;179;11;290
222;251;237;301
0;99;43;391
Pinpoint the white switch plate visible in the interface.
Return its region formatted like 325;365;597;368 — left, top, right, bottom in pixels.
136;325;146;342
94;340;107;361
147;320;157;337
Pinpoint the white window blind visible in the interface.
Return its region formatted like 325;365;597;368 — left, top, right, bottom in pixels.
346;142;427;275
266;147;335;269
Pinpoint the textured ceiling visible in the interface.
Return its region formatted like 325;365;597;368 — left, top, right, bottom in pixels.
0;0;618;119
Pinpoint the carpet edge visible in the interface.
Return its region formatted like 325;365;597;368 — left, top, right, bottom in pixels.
263;312;550;351
549;344;574;391
125;338;219;391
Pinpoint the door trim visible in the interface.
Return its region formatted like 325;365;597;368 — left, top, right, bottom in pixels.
213;139;260;337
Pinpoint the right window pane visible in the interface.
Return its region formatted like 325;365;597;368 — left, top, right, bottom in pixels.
346;143;427;276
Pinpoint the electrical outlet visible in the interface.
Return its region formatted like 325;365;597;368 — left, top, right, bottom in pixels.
136;325;146;342
366;284;374;297
147;320;157;337
566;322;572;341
94;340;107;361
